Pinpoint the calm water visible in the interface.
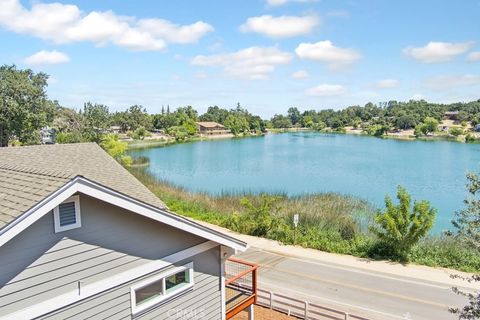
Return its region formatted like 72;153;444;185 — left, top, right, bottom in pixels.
129;132;480;232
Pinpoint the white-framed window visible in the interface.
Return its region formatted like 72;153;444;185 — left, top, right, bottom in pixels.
130;262;194;315
53;195;81;233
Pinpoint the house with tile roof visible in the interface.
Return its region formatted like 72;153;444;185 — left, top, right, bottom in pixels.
0;143;255;320
196;122;231;136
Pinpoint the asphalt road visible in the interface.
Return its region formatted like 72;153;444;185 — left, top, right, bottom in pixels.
237;247;470;320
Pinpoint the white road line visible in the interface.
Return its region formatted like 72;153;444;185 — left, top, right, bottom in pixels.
243;248;463;291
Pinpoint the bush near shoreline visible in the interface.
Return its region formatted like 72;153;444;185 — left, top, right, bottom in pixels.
130;168;480;273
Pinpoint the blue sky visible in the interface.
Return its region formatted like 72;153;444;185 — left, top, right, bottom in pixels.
1;0;479;117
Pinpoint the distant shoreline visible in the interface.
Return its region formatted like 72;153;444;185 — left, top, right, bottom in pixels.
125;125;477;152
268;126;474;143
126;132;263;150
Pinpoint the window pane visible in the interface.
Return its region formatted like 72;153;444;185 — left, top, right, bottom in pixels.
135;279;163;306
165;270;189;294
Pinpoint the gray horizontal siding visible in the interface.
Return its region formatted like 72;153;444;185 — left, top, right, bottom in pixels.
37;246;222;320
0;194;205;317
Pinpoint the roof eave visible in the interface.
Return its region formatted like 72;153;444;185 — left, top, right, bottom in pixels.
0;176;248;252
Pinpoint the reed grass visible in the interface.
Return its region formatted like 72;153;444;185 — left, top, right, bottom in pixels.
130;167;480;272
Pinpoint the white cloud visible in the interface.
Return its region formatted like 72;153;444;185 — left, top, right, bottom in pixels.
137;19;213;44
292;70;309;79
295;40;361;69
424;74;480;90
305;84;346;96
376;79;399;89
403;41;475;63
468;51;480;62
266;0;318;7
24;50;70;65
0;0;213;51
191;47;292;80
240;15;319;38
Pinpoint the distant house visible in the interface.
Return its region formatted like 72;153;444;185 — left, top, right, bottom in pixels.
475;124;480;132
0;143;255;320
40;126;55;144
109;125;121;133
444;111;459;121
196;121;231;136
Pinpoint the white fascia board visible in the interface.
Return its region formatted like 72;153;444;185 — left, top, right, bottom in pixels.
2;241;217;320
0;176;248;252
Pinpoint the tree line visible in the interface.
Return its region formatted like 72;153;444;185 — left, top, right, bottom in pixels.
0;65;271;146
271;101;480;137
2;64;480;148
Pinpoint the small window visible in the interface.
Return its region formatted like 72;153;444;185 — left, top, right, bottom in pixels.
131;263;194;314
53;195;81;233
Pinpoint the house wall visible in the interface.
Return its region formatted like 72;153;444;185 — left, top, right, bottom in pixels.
39;246;222;320
0;194;220;318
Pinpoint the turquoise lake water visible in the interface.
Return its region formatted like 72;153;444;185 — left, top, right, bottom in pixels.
129;132;480;232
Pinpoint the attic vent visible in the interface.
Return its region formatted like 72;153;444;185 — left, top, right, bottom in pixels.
54;195;81;233
59;202;76;226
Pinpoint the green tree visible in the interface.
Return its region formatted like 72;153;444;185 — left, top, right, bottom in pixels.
366;124;388;137
224;114;249;135
129;126;151;140
270;114;292;129
450;172;480;319
100;134;131;166
395;114;417;130
370;186;436;260
81;102;110;143
56;131;85;144
182;119;198;135
166;125;189;141
423;117;439;133
415;117;439;136
449;127;464;137
0;65;56;146
125;105;152;131
287;107;301;126
312;121;326;131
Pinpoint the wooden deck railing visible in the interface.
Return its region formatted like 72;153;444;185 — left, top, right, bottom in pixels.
225;258;258;319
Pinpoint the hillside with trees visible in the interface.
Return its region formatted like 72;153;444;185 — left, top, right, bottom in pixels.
2;64;480;147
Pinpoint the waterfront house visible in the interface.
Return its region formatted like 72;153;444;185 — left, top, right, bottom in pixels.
0;143;255;319
40;126;56;144
196;122;231;136
444;111;459;121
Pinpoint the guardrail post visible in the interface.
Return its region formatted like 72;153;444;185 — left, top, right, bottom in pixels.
304;301;309;319
344;312;350;320
269;291;274;309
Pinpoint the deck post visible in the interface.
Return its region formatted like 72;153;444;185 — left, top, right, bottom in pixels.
344;312;350;320
248;304;254;320
304;301;309;319
269;291;274;309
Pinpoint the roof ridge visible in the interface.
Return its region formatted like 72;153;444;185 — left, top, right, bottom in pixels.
0;164;74;180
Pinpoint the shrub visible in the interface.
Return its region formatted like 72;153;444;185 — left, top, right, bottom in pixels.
450;127;464;137
369;186;436;261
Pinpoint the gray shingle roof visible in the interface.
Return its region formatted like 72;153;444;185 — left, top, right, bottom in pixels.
0;143;166;230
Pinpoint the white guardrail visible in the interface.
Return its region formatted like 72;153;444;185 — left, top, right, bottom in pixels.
257;288;370;320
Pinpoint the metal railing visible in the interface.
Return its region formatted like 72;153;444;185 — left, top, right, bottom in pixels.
225;258;258;319
257;288;370;320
